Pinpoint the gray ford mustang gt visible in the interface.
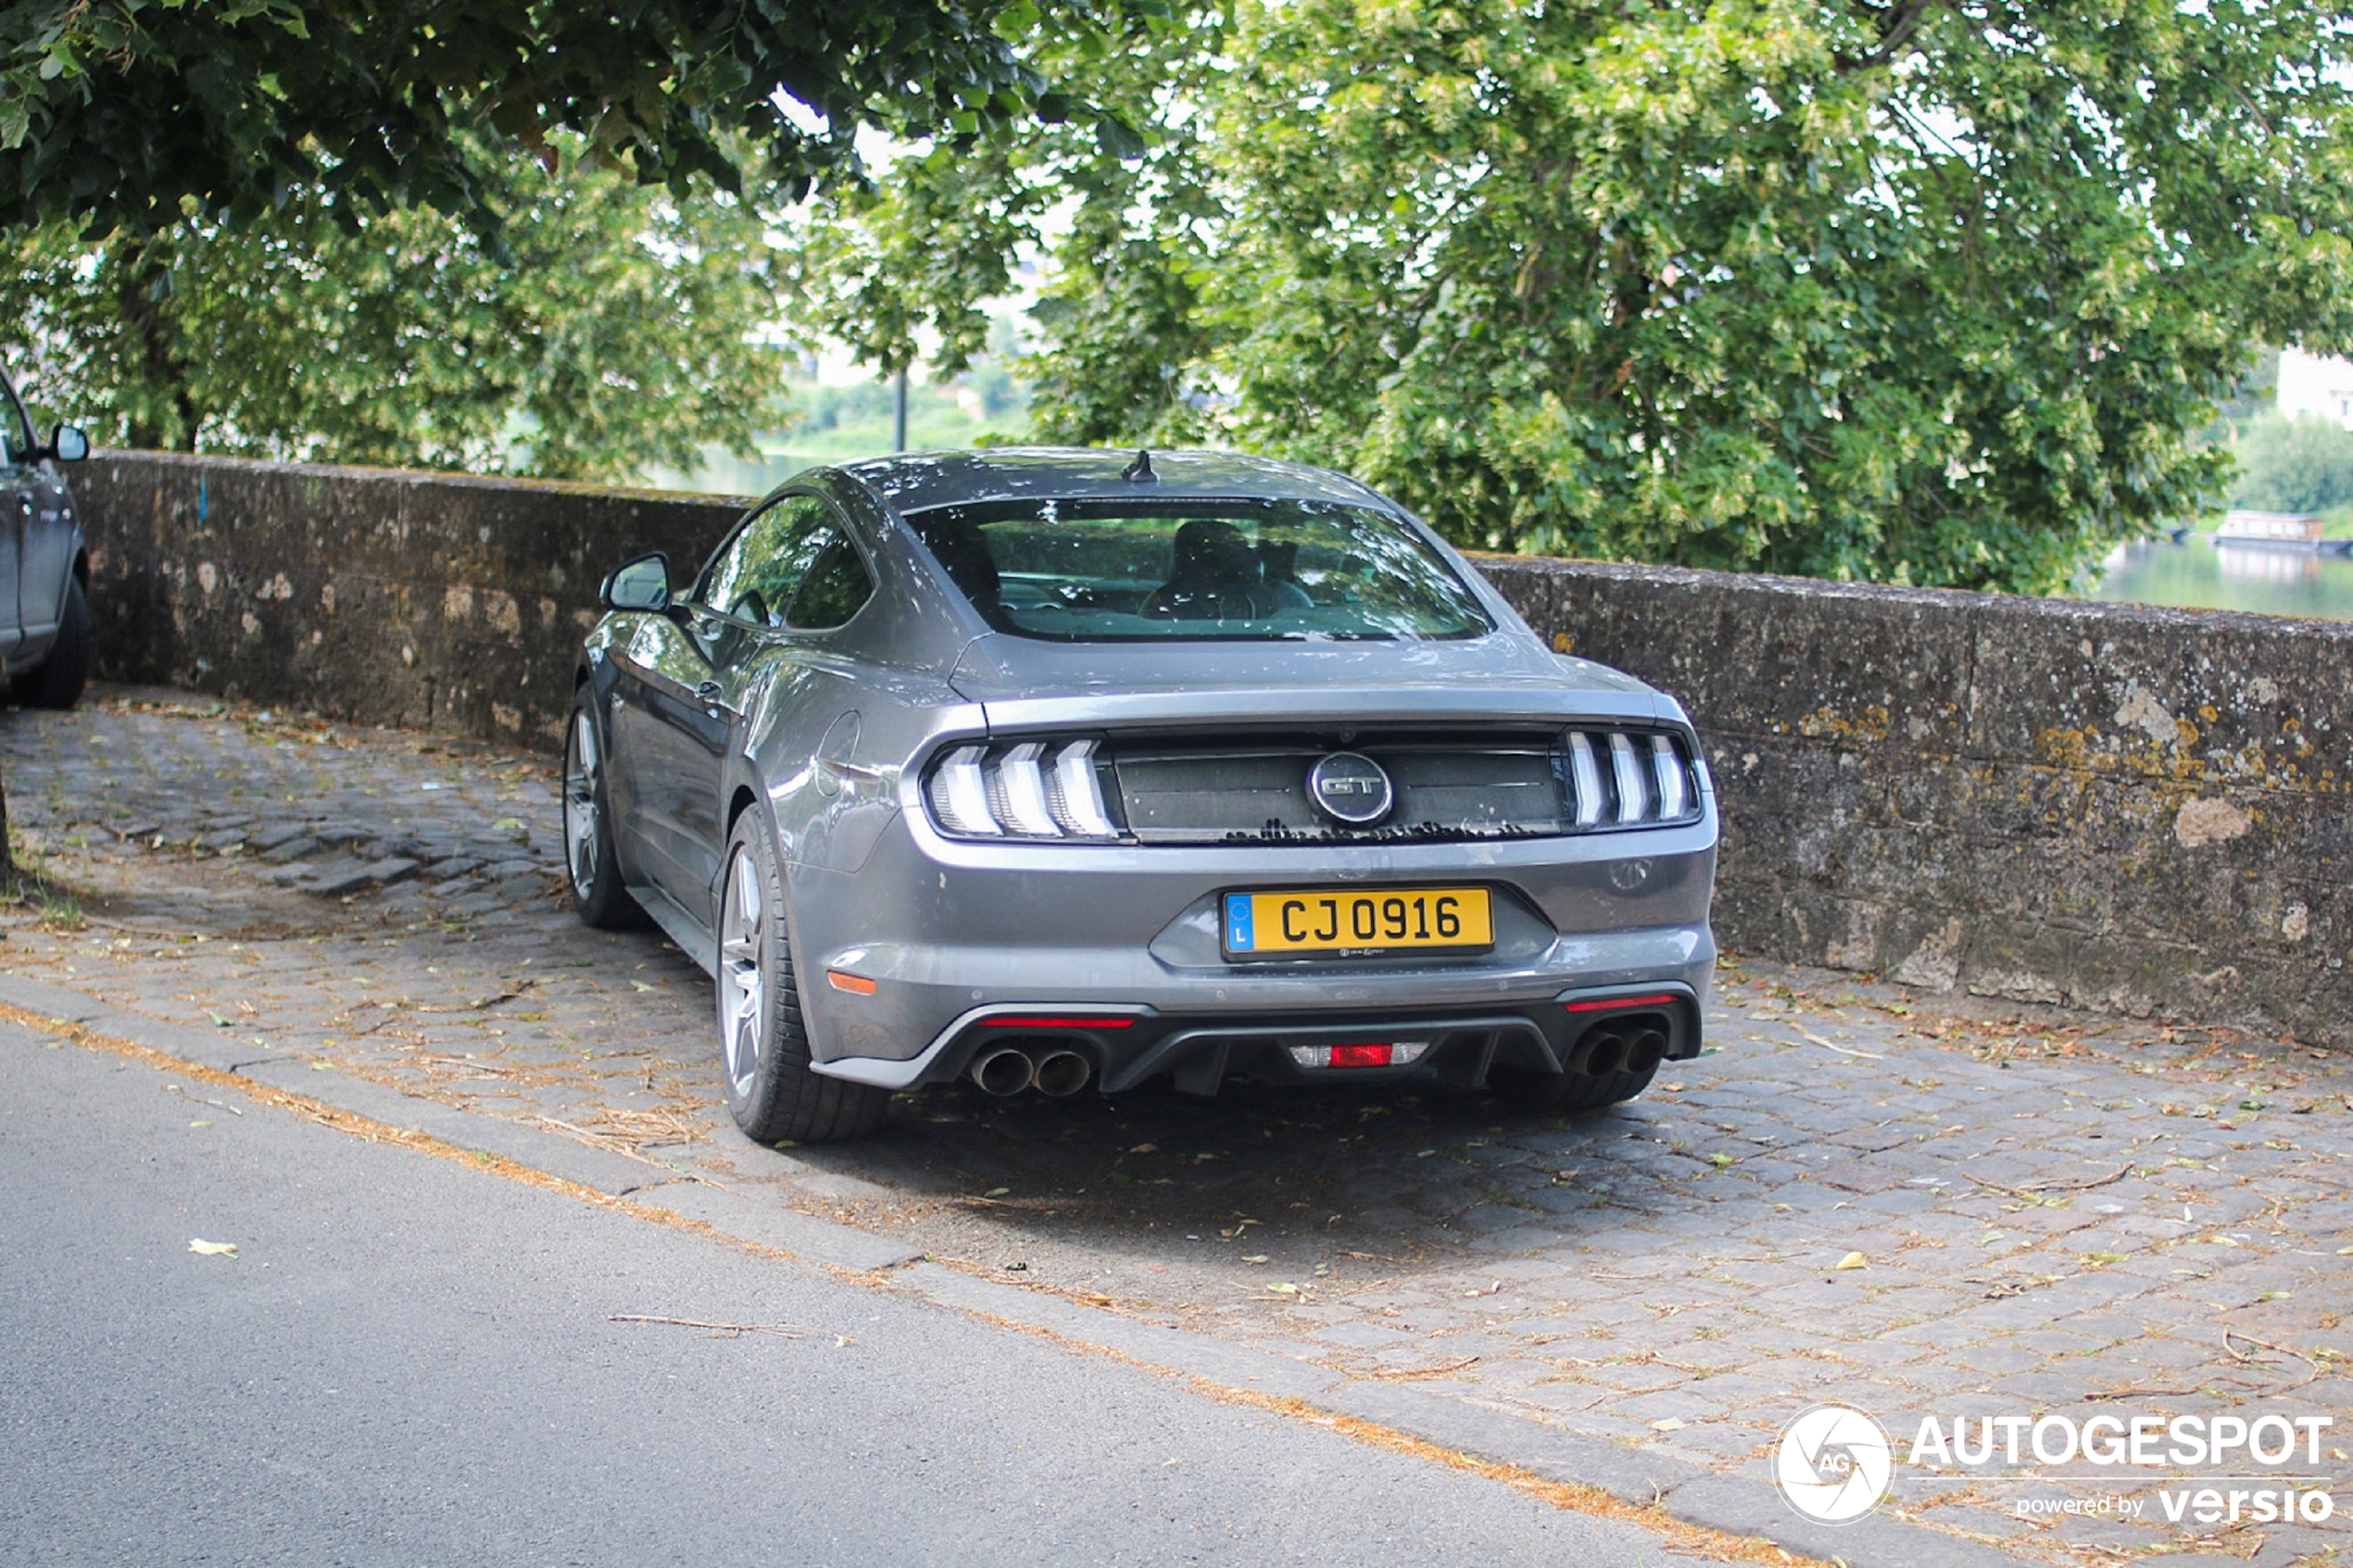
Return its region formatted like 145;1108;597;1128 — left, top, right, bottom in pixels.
567;448;1718;1143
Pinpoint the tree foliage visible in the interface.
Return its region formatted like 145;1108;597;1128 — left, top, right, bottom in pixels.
814;0;2353;593
2230;413;2353;518
0;140;787;482
0;0;1105;241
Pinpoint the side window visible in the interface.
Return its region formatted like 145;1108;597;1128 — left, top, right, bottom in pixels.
698;495;833;627
786;531;875;630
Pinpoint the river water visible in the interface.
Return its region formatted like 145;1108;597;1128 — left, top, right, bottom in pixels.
2085;536;2353;622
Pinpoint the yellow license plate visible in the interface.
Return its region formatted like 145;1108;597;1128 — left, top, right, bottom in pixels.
1222;887;1492;956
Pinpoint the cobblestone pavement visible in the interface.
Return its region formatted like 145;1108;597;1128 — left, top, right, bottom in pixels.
6;688;2350;1566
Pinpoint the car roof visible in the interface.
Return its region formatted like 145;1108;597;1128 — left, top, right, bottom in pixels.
831;447;1394;516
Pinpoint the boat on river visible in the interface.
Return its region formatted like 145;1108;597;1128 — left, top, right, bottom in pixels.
2212;510;2353;556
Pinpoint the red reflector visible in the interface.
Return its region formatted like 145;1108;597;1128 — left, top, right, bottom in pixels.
1329;1042;1393;1069
986;1016;1136;1029
1564;993;1680;1012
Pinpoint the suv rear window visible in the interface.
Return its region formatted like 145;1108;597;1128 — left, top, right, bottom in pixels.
907;498;1491;642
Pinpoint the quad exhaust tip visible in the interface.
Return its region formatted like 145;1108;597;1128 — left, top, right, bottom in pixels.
969;1043;1096;1098
1578;1023;1670;1079
1031;1048;1092;1098
970;1045;1035;1097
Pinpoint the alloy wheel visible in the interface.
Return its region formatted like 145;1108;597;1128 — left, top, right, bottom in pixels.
719;847;767;1100
563;711;601;897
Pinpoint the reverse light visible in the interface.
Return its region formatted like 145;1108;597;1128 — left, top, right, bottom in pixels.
1287;1040;1431;1070
926;738;1122;841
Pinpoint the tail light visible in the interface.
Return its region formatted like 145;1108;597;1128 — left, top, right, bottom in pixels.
1565;729;1703;829
925;739;1124;841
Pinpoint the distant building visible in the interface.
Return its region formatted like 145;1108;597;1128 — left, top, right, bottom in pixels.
2278;347;2353;428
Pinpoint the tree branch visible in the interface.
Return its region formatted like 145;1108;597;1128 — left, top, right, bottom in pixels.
1837;0;1946;73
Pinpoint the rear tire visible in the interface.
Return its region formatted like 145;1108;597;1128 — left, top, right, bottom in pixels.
14;573;90;710
716;810;889;1144
563;697;650;930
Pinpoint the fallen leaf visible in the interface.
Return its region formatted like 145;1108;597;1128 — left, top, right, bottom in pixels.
1241;1254;1269;1264
188;1238;238;1257
1834;1251;1869;1271
189;1120;211;1129
1650;1417;1687;1432
208;1012;233;1028
985;1186;1011;1198
1266;1282;1300;1295
1128;1142;1157;1154
631;980;657;993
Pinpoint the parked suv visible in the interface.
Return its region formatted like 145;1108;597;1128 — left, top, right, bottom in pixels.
1;368;91;709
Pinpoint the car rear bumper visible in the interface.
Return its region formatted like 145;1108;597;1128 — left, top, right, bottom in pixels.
789;808;1717;1094
812;981;1705;1096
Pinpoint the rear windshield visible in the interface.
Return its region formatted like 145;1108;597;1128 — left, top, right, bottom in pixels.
906;498;1491;642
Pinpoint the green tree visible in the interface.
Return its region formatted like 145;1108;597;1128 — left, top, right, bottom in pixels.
798;5;1222;426
814;1;2353;594
2230;413;2353;518
0;0;1101;240
0;140;788;481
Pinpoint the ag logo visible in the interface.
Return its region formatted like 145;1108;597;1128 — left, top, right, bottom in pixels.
1774;1405;1893;1524
1307;752;1393;826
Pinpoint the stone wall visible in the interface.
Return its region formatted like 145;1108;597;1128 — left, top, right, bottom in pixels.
69;450;2351;1045
1478;557;2350;1047
75;450;746;748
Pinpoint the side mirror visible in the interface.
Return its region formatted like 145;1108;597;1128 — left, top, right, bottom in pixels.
46;423;89;463
600;551;673;613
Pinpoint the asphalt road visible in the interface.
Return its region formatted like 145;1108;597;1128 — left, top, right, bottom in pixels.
0;1025;1706;1568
